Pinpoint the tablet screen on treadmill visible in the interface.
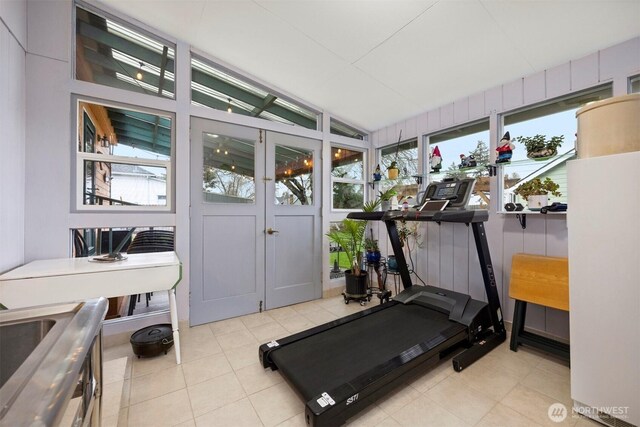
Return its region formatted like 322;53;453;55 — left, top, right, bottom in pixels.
419;200;449;212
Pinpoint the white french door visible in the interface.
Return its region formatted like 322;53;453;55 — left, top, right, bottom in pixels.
265;131;322;309
190;118;321;325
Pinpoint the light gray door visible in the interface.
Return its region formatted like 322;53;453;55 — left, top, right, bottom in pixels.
265;131;322;309
190;120;322;325
190;118;265;325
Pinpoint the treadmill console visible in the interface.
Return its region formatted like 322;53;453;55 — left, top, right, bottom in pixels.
420;178;475;209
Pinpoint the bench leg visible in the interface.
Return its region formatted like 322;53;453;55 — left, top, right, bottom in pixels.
510;300;527;352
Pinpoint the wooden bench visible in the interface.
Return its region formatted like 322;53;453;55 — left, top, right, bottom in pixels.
509;253;570;361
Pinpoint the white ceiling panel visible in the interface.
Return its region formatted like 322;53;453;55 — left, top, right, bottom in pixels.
192;1;348;102
353;0;533;117
254;0;438;63
481;0;640;72
99;0;206;42
306;64;421;131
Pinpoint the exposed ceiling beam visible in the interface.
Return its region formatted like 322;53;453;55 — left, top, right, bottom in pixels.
251;94;277;117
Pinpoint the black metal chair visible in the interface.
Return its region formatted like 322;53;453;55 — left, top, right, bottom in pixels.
73;230;89;258
126;230;175;315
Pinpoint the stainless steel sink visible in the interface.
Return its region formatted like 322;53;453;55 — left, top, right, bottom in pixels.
0;298;108;426
1;317;62;388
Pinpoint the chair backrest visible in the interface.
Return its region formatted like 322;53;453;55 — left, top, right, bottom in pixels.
127;230;175;254
74;230;89;258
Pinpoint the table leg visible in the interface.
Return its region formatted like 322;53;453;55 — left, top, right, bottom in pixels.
168;288;181;364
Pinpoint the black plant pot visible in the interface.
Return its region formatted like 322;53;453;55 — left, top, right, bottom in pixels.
345;270;368;296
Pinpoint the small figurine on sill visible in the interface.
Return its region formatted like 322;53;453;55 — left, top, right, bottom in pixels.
430;146;442;172
496;131;515;163
373;164;382;181
458;154;477;169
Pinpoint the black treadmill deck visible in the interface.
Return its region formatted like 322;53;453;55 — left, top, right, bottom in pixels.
271;303;467;402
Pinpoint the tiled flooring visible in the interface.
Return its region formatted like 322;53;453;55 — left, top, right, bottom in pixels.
103;296;598;427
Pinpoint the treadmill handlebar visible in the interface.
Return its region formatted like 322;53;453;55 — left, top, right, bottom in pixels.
347;209;488;223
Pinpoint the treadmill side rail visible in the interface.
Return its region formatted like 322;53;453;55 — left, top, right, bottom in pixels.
452;330;506;372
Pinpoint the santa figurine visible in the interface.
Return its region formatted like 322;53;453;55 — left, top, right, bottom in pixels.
430;146;442;172
496;131;515;163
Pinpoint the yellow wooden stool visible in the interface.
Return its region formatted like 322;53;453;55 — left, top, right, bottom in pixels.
508;253;570;360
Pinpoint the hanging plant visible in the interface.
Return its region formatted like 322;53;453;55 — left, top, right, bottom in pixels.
388;131;402;179
516;134;564;160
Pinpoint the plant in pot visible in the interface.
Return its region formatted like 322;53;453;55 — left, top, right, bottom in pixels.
387;131;402;179
515;134;564;160
378;188;397;211
364;236;381;263
513;177;561;211
326;219;368;296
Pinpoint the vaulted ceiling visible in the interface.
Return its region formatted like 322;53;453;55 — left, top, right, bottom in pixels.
97;0;640;132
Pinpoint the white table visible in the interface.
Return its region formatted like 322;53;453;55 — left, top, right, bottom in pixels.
0;251;183;364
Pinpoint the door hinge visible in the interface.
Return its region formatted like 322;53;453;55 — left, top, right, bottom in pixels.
262;177;273;182
259;300;263;312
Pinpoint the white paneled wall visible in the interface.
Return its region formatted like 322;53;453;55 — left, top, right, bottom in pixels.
372;37;640;340
0;5;27;274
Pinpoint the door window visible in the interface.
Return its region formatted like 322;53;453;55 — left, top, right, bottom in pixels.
202;132;256;203
274;145;314;205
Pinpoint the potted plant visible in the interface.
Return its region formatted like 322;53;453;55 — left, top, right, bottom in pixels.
516;134;564;160
364;236;381;263
387;161;399;179
513;177;561;211
387;131;402;179
326;219;367;295
378;188;397;211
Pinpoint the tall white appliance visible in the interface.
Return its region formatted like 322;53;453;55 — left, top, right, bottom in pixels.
568;94;639;426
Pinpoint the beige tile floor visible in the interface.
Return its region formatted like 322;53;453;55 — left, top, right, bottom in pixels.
103;296;600;427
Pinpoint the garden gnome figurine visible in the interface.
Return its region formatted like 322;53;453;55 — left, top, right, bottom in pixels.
496;131;515;163
459;154;476;169
373;164;382;181
430;146;442;172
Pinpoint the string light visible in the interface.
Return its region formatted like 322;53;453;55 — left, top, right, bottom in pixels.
227;98;232;113
136;62;144;80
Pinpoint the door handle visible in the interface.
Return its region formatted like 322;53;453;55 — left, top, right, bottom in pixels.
266;228;279;235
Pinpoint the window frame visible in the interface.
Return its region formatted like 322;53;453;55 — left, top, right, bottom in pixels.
74;1;177;100
190;53;322;131
629;74;640;93
330;144;367;211
73;97;176;212
496;85;612;212
423;119;491;210
376;138;420;204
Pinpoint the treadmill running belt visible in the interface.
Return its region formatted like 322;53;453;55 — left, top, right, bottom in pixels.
270;304;466;401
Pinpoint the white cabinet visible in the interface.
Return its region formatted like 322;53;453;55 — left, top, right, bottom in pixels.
567;152;639;426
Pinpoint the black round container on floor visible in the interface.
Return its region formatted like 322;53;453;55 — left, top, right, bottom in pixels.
130;324;174;358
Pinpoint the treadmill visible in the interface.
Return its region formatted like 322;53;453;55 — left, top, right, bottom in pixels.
259;178;506;426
